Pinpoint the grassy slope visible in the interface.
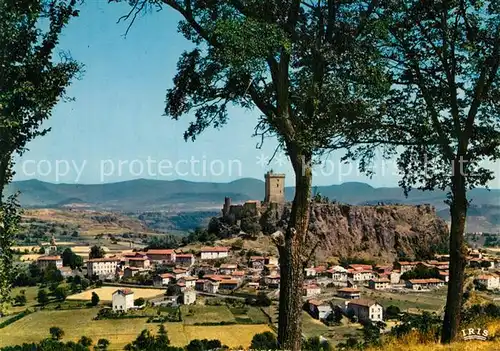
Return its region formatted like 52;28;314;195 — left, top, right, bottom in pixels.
22;208;157;237
0;308;271;350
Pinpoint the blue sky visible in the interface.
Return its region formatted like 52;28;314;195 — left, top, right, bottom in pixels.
12;1;500;188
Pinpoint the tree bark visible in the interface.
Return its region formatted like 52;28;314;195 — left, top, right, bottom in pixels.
278;150;312;351
441;159;468;343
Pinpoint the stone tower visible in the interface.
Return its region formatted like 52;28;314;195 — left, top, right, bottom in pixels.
264;171;285;204
222;197;232;217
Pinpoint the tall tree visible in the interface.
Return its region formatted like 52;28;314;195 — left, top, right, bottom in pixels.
0;0;81;311
353;0;500;343
115;1;387;349
89;245;105;259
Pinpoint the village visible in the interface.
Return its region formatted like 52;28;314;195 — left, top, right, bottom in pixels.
26;173;500;338
1;172;498;349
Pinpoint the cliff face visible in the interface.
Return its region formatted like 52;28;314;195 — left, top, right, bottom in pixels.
260;203;449;263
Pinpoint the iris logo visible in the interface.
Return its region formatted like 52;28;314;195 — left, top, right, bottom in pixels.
461;328;489;341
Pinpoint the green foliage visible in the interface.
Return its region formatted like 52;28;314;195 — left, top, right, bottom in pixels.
37;289;49;306
44;265;63;284
240;217;261;236
339;257;375;268
185;339;225;351
391;312;442;343
13;290;26;306
146;235;181;250
49;327;64;340
0;0;81;310
124;325;183;351
0;309;33;329
62;248;83;269
400;265;440;281
78;336;92;347
303;336;332;351
94;339;110;351
250;331;278;350
182;227;218;245
91;292;99;306
134;298;145;306
54;286;68;302
385;305;401;320
89;246;105;260
0;197;21;312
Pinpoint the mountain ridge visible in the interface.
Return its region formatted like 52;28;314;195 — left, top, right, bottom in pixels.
7;178;500;231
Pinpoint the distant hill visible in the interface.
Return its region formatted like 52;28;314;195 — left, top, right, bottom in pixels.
7;178;500;231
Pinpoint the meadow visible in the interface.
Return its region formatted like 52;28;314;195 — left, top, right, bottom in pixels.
67;287;165;301
180;305;269;325
0;308;271;350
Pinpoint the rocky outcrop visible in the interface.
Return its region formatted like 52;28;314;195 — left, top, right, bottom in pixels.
259;203;449;263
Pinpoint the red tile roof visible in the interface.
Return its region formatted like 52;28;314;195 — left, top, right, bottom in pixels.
220;280;239;285
338;288;360;293
87;257;120;263
348;299;378;308
250;256;265;260
146;249;175;255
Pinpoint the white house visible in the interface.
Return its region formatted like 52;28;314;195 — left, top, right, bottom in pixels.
308;300;332;320
219;264;238;275
153;273;174;287
304;267;317;277
112;289;134;312
182;289;196;305
327;266;348;281
476;274;500;290
349;269;374;282
368;278;390;290
303;284;321;298
346;299;383;322
205;280;220;294
37;256;63;270
178;276;197;289
390;270;401;284
86;257;120;279
406;278;444;290
172;268;189;280
175;253;195;266
200;247;230;260
337;287;361;299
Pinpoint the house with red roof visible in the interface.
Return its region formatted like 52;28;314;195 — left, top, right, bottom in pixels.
37;255;63;270
303;284;321;298
406;278;444;290
153;273;174;287
337;287;361;299
145;249;176;264
175;253;195;267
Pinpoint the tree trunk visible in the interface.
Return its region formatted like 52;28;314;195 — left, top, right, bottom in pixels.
278;150;312;351
441;160;468;343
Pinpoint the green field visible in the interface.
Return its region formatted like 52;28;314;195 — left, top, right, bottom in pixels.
365;288;448;313
7;286;39;314
180;305;236;324
0;308;272;350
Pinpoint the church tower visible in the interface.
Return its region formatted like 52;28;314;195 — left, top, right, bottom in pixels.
264;171;285;204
